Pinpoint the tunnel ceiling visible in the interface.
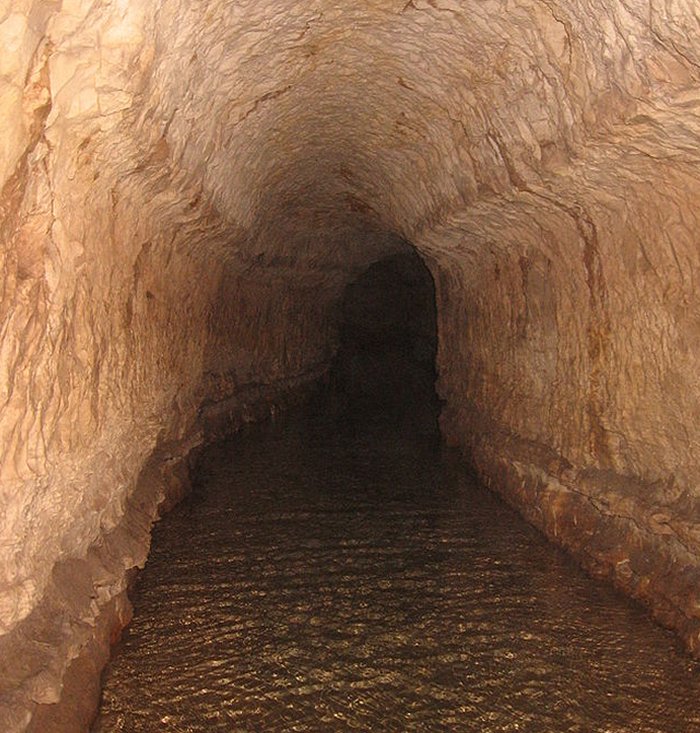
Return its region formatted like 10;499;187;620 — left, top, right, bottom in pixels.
136;0;679;268
12;0;699;288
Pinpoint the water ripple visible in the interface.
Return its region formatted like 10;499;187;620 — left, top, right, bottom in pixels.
94;414;700;732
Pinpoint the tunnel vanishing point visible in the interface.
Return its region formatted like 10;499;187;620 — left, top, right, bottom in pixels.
2;1;700;730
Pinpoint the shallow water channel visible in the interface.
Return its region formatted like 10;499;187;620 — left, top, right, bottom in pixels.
94;410;700;732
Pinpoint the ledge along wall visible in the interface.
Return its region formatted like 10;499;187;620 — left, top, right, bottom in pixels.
2;1;700;730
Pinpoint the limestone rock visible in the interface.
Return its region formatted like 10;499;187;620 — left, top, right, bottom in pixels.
2;1;700;729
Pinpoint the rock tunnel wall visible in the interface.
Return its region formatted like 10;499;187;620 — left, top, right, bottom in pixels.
2;0;700;729
428;172;700;653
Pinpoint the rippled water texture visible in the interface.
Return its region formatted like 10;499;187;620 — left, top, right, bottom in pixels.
94;412;700;732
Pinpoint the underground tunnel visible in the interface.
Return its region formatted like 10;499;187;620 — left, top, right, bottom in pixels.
322;248;440;432
2;1;700;730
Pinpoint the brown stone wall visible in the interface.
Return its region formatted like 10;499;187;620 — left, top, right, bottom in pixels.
427;166;700;653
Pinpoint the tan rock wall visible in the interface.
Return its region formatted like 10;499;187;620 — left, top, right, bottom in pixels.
427;152;700;652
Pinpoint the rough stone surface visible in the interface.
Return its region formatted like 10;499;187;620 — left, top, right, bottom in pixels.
2;1;700;729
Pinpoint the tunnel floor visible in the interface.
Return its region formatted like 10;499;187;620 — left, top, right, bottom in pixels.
93;408;699;732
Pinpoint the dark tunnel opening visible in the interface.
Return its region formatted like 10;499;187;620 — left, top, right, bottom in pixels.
320;249;441;436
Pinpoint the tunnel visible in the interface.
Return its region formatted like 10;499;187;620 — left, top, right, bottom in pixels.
322;247;440;432
2;1;700;730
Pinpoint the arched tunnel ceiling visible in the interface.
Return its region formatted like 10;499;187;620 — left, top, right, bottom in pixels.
91;0;700;278
150;0;578;238
5;0;699;290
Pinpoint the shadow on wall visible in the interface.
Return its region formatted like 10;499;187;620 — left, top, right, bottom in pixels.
321;248;441;435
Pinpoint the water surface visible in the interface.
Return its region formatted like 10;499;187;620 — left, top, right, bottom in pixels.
94;411;700;732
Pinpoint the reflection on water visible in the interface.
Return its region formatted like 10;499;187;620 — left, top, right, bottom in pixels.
94;411;700;732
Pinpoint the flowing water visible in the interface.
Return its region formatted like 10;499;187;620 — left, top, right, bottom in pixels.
94;410;700;732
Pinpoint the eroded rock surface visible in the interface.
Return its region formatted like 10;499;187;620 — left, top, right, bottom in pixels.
2;1;700;729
